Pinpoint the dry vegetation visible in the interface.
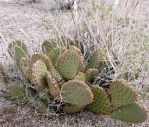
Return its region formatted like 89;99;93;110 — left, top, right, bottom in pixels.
0;0;149;126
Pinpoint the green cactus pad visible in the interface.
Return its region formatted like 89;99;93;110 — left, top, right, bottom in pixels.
28;97;54;116
63;104;84;114
38;91;48;103
85;69;99;83
86;47;104;70
8;40;29;62
111;103;147;123
110;80;137;109
18;57;32;82
74;72;85;82
68;45;81;51
68;39;84;54
58;37;84;71
31;53;52;70
49;47;66;65
57;36;84;54
42;39;56;56
29;98;48;114
27;87;37;97
46;71;60;97
50;66;64;85
61;80;93;106
70;47;84;71
86;86;112;115
31;60;47;89
18;57;29;73
8;86;26;101
56;50;82;80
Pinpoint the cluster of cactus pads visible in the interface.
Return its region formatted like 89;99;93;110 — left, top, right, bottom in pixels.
0;38;147;124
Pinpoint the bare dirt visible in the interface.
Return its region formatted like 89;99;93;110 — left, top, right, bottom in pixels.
0;0;149;127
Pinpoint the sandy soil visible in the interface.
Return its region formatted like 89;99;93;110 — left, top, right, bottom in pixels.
0;0;149;127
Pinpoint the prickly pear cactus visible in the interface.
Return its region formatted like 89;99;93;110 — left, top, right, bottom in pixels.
86;86;112;115
18;57;29;74
31;60;47;89
85;69;99;84
49;47;66;65
18;57;32;82
42;40;56;56
31;53;52;70
62;104;84;114
50;66;64;85
61;80;93;106
74;72;86;82
4;38;147;124
56;50;83;80
46;71;60;97
86;46;104;70
7;85;26;101
111;103;147;123
110;80;137;109
68;39;84;54
8;40;29;62
28;97;55;116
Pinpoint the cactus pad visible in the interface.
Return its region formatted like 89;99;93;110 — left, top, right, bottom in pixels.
42;39;56;56
61;80;93;106
18;57;32;82
86;48;104;70
50;66;64;85
8;86;26;101
28;98;54;115
68;39;84;54
18;57;29;74
110;80;137;109
56;50;82;80
49;47;66;65
27;87;37;97
31;60;47;89
74;72;85;82
68;45;81;52
111;103;147;123
31;53;52;70
46;71;60;97
8;40;29;62
63;104;84;114
85;69;99;83
86;86;112;115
